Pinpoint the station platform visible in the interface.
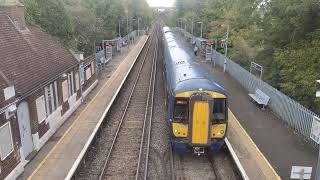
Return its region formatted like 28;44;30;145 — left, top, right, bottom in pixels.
27;36;149;180
226;110;281;180
202;64;317;179
174;30;317;179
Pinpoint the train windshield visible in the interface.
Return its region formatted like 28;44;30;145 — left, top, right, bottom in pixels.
212;98;227;121
174;98;189;121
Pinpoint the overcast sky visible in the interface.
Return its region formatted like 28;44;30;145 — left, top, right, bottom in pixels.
146;0;175;7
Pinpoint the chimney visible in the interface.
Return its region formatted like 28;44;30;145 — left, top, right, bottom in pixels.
69;50;84;62
0;0;26;30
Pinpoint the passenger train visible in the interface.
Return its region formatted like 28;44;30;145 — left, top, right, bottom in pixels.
162;26;228;155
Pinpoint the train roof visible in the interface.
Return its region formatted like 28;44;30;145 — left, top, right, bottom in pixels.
162;27;226;95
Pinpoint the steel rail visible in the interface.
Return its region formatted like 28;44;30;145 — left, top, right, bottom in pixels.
135;24;159;180
169;143;175;180
143;25;159;180
98;29;156;180
209;156;221;180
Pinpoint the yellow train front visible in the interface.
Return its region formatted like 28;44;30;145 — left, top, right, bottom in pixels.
163;27;228;155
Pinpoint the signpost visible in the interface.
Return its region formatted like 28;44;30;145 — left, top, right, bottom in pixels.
311;116;320;144
206;41;213;61
250;62;263;79
290;166;312;180
316;80;320;97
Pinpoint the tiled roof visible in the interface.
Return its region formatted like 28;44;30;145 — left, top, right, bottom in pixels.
0;70;10;90
0;0;23;6
0;12;78;96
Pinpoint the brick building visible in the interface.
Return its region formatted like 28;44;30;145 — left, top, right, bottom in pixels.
0;1;97;179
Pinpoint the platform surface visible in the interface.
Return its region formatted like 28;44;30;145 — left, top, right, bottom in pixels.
174;30;316;179
28;36;148;180
227;110;281;180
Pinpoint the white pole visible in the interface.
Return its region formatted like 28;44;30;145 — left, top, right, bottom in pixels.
118;20;121;37
200;22;203;39
225;25;229;57
223;25;229;73
185;22;186;32
138;17;140;36
316;77;320;180
191;18;194;43
191;18;194;34
126;16;128;35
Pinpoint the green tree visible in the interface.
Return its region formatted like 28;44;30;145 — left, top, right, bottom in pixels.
22;0;153;54
166;0;320;112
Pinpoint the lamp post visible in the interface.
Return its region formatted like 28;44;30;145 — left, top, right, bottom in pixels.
225;24;230;57
137;17;140;36
178;18;183;30
191;18;194;35
316;79;320;180
197;21;203;39
126;15;129;35
132;18;140;36
184;21;187;32
118;20;121;37
191;17;194;43
222;24;230;73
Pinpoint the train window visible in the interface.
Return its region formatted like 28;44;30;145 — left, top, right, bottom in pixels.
174;99;189;121
212;99;227;121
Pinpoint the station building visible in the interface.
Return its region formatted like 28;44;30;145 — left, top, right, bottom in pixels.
0;1;97;179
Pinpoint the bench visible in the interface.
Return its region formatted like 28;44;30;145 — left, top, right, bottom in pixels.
248;89;270;110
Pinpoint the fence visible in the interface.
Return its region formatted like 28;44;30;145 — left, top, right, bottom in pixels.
176;27;320;146
213;51;320;146
95;30;142;74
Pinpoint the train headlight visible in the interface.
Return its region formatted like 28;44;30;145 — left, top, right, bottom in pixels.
217;130;224;135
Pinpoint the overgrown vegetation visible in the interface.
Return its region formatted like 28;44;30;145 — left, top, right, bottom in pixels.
165;0;320;112
22;0;153;55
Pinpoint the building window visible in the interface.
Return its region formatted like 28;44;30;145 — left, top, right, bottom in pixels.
36;95;47;123
67;72;74;96
0;122;14;160
75;72;80;91
45;82;58;115
91;62;95;74
54;81;59;107
62;80;69;102
85;64;92;80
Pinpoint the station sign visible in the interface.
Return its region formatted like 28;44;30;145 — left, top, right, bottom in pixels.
311;116;320;144
250;62;263;79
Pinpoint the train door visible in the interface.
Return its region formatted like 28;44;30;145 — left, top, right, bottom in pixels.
189;93;212;145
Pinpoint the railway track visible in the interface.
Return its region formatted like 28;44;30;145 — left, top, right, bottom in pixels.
75;25;159;179
75;23;241;180
134;25;159;180
170;147;241;180
98;26;159;179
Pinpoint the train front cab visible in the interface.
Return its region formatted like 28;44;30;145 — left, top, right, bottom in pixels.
170;90;227;155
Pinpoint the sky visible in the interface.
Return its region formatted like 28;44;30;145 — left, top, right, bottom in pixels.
146;0;175;7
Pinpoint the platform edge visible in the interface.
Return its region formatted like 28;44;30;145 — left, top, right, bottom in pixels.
64;36;149;180
225;138;250;180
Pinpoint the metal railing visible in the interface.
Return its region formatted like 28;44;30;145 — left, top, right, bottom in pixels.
213;47;319;146
176;27;320;146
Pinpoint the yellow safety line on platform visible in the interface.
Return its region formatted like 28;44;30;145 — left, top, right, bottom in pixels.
228;109;281;180
28;38;146;180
